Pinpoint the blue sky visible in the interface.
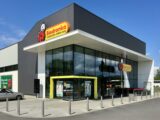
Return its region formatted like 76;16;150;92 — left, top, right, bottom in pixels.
0;0;159;66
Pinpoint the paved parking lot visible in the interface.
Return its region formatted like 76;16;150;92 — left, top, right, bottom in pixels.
0;94;158;118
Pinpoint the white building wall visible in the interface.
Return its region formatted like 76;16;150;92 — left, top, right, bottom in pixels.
138;60;154;95
0;70;18;92
0;44;18;67
0;44;18;92
38;51;46;98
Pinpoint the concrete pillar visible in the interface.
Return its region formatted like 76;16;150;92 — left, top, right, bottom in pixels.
121;53;130;88
38;52;46;98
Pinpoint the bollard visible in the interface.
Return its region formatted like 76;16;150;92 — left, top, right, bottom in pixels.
141;92;143;100
87;97;89;111
68;99;71;115
150;92;152;99
100;96;103;108
133;92;135;101
17;98;20;115
42;100;45;117
128;94;131;103
6;97;9;112
112;94;114;106
121;94;123;104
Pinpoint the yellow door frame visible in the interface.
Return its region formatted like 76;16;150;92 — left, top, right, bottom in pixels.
49;75;98;99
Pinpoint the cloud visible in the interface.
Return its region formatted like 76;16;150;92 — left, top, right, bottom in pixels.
0;34;19;44
14;29;26;38
0;19;26;49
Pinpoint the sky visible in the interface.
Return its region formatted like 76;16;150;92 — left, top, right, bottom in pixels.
0;0;159;66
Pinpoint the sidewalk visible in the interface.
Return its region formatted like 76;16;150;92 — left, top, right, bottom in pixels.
0;93;159;118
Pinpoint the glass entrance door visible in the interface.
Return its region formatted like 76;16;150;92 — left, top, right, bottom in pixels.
73;79;85;100
63;80;73;100
55;80;63;98
85;80;92;98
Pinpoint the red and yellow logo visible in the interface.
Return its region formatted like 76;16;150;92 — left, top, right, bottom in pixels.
118;63;132;72
45;21;70;41
38;22;70;42
38;23;46;42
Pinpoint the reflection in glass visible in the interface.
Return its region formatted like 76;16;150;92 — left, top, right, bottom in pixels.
64;46;73;75
46;50;53;77
96;52;103;77
85;48;95;76
53;48;63;75
74;46;85;75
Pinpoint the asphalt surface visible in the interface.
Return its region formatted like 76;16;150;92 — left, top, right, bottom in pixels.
0;98;160;120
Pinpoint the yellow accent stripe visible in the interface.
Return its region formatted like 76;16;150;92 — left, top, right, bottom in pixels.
94;78;98;99
49;75;98;99
49;77;54;99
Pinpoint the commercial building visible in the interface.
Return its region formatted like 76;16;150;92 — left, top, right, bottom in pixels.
0;3;154;100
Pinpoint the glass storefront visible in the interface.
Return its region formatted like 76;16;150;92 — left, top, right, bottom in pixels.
54;79;93;100
46;45;138;99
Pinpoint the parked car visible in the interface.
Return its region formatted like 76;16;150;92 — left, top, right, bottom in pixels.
0;89;24;100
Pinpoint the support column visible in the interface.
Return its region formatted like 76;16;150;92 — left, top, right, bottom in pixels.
138;61;154;95
121;53;130;88
38;52;46;98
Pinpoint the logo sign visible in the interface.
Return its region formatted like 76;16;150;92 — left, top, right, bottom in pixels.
45;21;70;41
38;22;70;42
118;63;132;72
38;23;46;42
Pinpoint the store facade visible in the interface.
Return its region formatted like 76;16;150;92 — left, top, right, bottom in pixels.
23;3;154;100
0;3;154;100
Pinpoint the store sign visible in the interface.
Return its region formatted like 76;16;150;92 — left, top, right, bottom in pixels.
45;21;70;40
0;75;12;89
38;21;70;42
118;63;132;72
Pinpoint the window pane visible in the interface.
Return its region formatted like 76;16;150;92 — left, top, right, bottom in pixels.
103;54;110;78
85;48;95;76
64;46;73;75
74;46;85;75
126;59;138;88
53;48;63;75
45;50;52;98
96;52;103;76
46;50;53;77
